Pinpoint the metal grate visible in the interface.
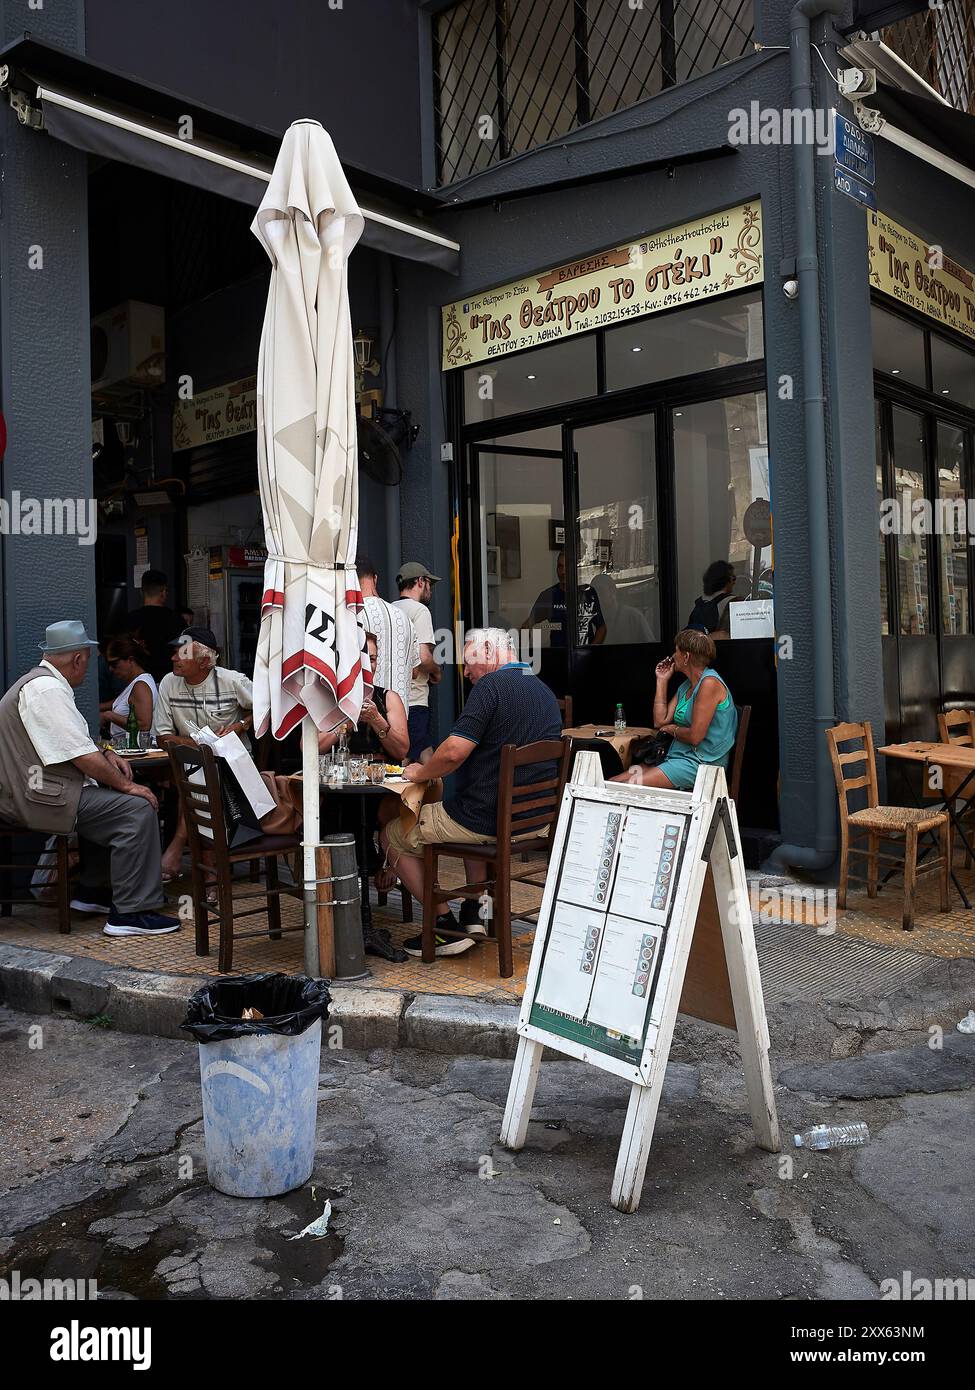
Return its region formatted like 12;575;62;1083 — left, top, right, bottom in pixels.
433;0;755;185
753;917;936;1004
881;0;975;116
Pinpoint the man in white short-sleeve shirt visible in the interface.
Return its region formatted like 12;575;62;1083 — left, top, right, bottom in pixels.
0;620;180;937
392;561;441;762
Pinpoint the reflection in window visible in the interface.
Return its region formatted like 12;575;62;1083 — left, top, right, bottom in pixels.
574;416;658;644
891;406;930;636
606;291;763;391
674;393;770;635
475;428;566;644
938;421;968;635
931;334;975;411
463;335;598;424
876;400;889;637
871;304;926;387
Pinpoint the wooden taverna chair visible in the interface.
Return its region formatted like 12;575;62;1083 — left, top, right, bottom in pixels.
936;707;975;867
826;721;949;931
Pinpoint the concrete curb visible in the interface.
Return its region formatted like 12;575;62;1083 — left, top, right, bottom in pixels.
0;941;972;1060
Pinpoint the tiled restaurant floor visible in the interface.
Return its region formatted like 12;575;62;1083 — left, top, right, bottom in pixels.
4;854;974;1009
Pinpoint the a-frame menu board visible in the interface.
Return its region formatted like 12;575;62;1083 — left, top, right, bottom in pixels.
500;753;780;1212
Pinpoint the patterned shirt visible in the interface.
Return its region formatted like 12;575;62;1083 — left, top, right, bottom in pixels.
362;596;417;716
153;667;253;745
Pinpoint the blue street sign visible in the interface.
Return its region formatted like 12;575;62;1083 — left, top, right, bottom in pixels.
835;113;876;185
833;164;878;211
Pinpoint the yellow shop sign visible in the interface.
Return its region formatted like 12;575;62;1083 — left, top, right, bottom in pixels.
441;202;763;371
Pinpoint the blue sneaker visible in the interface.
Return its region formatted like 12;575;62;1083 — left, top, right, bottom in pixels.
103;909;181;937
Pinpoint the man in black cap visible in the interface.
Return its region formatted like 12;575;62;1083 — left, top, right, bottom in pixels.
392;561;442;762
153;626;254;878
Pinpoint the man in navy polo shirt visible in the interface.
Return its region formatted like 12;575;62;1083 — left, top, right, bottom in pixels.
382;627;561;957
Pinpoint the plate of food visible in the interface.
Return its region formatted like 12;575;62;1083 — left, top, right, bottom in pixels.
384;764;404;777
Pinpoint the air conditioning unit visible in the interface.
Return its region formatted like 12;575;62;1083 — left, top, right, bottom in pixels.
90;300;165;391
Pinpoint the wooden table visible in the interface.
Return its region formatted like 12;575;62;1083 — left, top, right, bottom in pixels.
879;741;975;907
562;723;657;772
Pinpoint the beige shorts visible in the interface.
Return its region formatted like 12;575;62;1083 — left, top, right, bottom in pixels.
385;800;495;863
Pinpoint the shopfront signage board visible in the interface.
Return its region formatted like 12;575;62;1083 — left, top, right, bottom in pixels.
442;202;764;370
500;754;779;1212
869;210;975;346
172;375;258;452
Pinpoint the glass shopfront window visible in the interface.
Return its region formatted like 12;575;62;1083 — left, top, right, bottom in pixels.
938;421;968;635
891;405;931;636
673;393;770;631
463;336;597;425
605;291;763;392
573;416;660;643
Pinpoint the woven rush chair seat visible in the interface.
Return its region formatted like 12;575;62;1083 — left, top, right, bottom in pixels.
848;805;947;832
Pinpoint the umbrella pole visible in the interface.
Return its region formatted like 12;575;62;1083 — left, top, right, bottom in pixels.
302;715;321;976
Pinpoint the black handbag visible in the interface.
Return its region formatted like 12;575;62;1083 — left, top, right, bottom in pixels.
635;733;673;768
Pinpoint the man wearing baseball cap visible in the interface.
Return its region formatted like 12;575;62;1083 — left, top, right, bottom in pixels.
393;562;442;762
0;621;180;937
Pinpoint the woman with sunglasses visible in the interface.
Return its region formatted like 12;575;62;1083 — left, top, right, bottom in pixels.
99;636;158;736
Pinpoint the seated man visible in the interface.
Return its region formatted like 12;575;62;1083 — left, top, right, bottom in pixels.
153;625;254;878
380;627;561;958
0;621;179;937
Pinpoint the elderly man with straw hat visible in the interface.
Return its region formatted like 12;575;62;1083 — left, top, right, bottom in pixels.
0;621;180;937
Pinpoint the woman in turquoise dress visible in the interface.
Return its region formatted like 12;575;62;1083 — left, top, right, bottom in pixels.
617;629;737;790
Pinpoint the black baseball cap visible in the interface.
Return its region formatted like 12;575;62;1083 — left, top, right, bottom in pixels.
170;625;219;650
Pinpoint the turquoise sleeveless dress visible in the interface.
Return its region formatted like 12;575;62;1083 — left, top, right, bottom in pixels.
657;668;737;790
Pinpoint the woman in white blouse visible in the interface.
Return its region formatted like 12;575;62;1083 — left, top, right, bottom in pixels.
99;636;158;735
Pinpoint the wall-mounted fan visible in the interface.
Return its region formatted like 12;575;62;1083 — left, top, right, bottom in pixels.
357;409;419;487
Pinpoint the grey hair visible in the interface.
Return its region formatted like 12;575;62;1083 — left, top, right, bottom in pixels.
463;627;517;660
178;640;218;669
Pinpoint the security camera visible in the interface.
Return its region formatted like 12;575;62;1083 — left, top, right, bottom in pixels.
783;279;799;300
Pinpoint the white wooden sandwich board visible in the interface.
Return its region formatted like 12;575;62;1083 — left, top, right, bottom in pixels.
500;752;780;1213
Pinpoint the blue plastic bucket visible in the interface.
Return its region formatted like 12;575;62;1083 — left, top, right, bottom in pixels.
197;1018;322;1198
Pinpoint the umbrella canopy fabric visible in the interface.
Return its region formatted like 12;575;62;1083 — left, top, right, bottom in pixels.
251;119;368;739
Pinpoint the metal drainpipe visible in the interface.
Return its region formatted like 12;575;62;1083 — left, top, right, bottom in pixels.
765;0;844;873
379;258;402;583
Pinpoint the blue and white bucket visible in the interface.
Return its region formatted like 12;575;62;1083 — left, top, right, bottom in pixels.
197;1018;322;1198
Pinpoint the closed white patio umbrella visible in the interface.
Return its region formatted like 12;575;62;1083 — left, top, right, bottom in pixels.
251;119;367;973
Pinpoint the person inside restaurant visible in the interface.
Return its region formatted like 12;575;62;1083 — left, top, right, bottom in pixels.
616;628;737;789
99;636;158;736
686;560;737;638
153;625;254;879
0;620;179;937
523;549;606;647
123;569;185;682
381;627;561;958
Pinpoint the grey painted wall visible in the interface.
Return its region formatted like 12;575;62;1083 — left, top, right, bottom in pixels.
0;0;97;721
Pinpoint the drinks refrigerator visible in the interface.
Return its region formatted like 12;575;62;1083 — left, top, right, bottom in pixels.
196;545;266;674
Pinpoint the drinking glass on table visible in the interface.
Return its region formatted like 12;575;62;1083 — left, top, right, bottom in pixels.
138;731;153;752
349;757;368;785
367;760;385;785
319;752;333;783
111;729;127;751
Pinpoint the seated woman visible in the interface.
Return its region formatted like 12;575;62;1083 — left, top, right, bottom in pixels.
319;632;410;887
615;629;737;789
99;636;157;737
318;631;410;765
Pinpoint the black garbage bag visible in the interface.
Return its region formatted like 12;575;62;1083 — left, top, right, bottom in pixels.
181;972;331;1043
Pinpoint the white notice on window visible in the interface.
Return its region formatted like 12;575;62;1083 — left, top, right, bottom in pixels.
556;800;623;911
586;918;663;1040
535;902;604;1020
610;807;686;925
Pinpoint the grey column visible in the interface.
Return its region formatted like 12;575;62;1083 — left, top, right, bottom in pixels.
0;0;97;724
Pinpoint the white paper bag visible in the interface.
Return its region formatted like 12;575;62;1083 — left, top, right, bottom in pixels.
196;727;275;821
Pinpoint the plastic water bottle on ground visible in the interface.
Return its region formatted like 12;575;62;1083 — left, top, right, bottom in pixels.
794;1122;869;1150
957;1009;975;1035
614;703;626;733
